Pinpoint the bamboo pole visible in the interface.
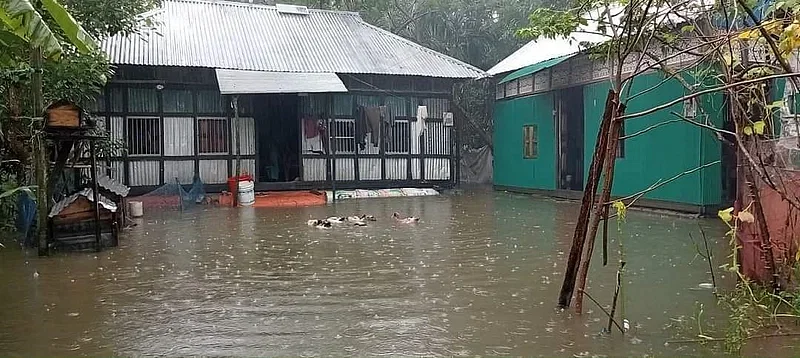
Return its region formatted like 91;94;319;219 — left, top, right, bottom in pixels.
329;95;336;203
32;47;48;257
558;89;616;308
90;141;102;252
233;96;241;207
575;95;625;314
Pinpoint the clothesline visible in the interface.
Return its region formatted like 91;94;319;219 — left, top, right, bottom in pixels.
342;74;422;103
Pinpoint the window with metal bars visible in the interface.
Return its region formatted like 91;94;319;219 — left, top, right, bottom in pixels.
386;120;410;154
330;119;356;153
127;117;161;156
198;118;229;154
523;125;538;159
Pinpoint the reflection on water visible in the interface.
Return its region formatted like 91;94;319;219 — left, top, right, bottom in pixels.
0;190;797;356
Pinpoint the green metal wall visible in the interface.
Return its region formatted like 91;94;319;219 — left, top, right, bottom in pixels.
494;71;725;208
493;93;557;190
583;72;722;206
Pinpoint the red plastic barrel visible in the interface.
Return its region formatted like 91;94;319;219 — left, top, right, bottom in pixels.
227;174;253;193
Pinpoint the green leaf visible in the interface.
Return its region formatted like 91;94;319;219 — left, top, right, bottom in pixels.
743;126;754;135
766;100;784;111
0;0;62;59
0;185;33;200
681;25;696;33
752;121;766;135
718;207;734;223
40;0;96;54
0;28;25;47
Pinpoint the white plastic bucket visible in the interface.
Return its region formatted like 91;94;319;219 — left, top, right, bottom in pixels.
237;180;255;206
129;201;144;217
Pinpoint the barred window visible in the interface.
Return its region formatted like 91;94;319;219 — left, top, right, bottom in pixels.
198;118;228;154
386;120;410;154
523;125;538;159
127;117;161;156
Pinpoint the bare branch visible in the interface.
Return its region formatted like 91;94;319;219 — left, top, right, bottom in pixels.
619;118;683;140
578;289;626;334
607;160;721;205
735;0;799;89
620;72;800;121
621;36;727;86
670;111;737;137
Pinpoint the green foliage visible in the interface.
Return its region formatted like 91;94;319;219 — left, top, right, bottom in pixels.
0;0;152;231
0;0;64;59
720;283;760;354
79;125;126;159
516;8;585;40
40;0;94;52
454;80;495;148
42;48;110;106
59;0;160;39
612;200;626;221
0;171;23;231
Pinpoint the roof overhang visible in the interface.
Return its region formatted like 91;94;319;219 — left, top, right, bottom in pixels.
499;54;575;84
216;69;348;94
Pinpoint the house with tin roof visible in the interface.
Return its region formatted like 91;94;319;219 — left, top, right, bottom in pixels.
95;0;485;192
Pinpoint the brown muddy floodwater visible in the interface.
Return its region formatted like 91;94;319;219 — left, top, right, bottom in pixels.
1;189;798;357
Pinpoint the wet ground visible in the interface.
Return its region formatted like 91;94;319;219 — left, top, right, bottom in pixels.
1;189;798;356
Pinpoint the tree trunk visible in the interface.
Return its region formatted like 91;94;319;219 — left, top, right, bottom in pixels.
558;89;617;308
575;98;624;314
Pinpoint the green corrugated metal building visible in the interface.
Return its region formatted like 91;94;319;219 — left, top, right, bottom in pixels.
491;52;731;214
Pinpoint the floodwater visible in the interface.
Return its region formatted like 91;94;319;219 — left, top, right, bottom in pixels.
1;189;798;357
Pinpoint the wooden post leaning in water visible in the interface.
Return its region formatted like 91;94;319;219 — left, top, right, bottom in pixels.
574;97;625;314
558;89;617;308
90;140;103;252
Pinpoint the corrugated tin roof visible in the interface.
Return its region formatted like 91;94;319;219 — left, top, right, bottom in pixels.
488;24;610;76
97;173;130;197
499;54;574;84
102;0;485;79
488;6;625;76
216;70;347;94
488;4;704;76
49;188;118;218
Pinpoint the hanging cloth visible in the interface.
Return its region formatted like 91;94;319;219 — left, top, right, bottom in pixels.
304;117;320;138
319;119;330;154
356;106;368;150
416;105;428;136
380;105;395;144
364;107;383;147
411;105;429;155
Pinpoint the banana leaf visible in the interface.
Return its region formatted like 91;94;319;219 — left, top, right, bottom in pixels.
40;0;95;53
0;0;62;59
